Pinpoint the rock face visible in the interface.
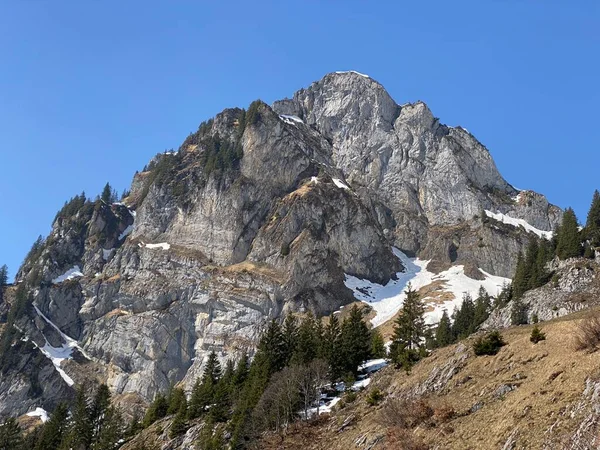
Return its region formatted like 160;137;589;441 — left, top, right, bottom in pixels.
0;71;560;417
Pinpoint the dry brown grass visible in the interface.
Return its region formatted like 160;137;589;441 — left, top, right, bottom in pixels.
379;398;434;429
574;312;600;352
384;428;430;450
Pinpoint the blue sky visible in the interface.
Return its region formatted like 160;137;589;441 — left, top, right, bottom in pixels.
1;1;598;280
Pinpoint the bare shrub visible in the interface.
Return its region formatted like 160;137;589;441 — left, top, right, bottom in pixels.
379;398;434;429
433;403;455;423
384;428;429;450
574;313;600;352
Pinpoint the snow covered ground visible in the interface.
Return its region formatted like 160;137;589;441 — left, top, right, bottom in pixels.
345;248;511;327
484;210;553;240
144;242;171;250
26;407;50;423
335;70;370;78
279;114;304;126
52;266;84;284
332;178;350;190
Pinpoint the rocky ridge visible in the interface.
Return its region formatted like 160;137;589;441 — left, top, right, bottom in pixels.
0;71;560;417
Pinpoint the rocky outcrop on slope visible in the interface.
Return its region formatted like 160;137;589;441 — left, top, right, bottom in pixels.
0;71;562;417
484;257;600;329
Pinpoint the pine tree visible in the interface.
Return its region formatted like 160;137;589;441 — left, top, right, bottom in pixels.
452;293;476;338
90;384;111;440
525;239;540;290
35;403;69;450
530;325;546;343
323;314;343;383
142;393;168;428
556;208;582;260
586;190;600;247
0;417;23;450
256;320;286;375
473;286;491;328
63;386;92;450
169;399;188;438
391;285;425;370
282;314;298;365
370;328;386;358
435;310;453;347
100;183;113;204
167;387;187;415
340;305;371;375
92;406;123;450
511;297;528;325
293;312;319;364
0;265;8;287
512;252;530;299
188;351;222;419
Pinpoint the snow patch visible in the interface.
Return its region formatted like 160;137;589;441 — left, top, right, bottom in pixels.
279;114;304;126
345;248;511;327
332;178;350;190
359;358;388;374
26;407;49;423
145;242;171;250
52;266;83;284
118;224;133;241
310;176;319;184
485;210;552;239
335;70;370;78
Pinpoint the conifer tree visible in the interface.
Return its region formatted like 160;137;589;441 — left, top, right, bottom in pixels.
511;297;528;325
142;393;168;428
435;310;453;347
231;353;249;389
530;325;546;344
169;398;188;438
512;252;530;299
556;208;582;260
35;403;69;450
391;285;425;370
0;265;8;287
293;312;319;364
62;386;92;450
257;320;286;375
167;387;187;415
452;293;476;338
282;314;298;365
323;314;343;383
586;190;600;247
0;417;23;450
473;286;491;328
90;384;111;439
370;328;386;358
340;305;371;375
92;406;123;450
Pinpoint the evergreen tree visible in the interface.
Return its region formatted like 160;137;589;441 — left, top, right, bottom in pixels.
142;393;168;428
282;314;298;365
231;353;249;389
90;384;111;439
435;310;453;347
473;286;491;328
0;417;23;450
169;399;188;438
512;252;530;299
390;285;425;371
256;320;286;375
293;312;319;364
167;387;187;415
530;325;546;344
340;305;371;375
323;314;343;383
586;190;600;247
452;293;476;338
511;297;528;325
62;386;92;450
188;351;222;419
35;403;69;450
370;328;386;358
0;265;8;287
525;239;540;290
92;406;123;450
556;208;582;260
100;183;117;204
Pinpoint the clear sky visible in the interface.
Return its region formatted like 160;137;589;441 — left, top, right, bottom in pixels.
1;1;598;280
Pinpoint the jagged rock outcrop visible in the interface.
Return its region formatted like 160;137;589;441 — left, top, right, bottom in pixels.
0;71;562;418
484;257;600;329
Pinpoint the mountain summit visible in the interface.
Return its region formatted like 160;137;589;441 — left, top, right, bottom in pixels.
0;72;559;418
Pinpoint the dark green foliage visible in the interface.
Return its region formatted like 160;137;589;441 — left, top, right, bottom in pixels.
53;192;88;223
168;398;188;438
0;285;33;373
100;183;117;204
366;388;385;406
512;237;553;299
35;403;69;450
24;235;45;265
452;293;476;339
282;314;298;365
511;297;528;325
167;387;187;415
293;312;321;365
340;305;371;375
530;325;546;343
323;314;343;383
142;393;168;428
62;386;92;450
390;285;426;371
435;310;453;347
0;417;23;450
473;287;492;328
556;208;583;260
473;331;506;356
245;100;263;126
493;283;513;309
188;351;222;420
0;265;8;287
370;328;387;358
92;406;124;450
586;190;600;247
280;242;290;256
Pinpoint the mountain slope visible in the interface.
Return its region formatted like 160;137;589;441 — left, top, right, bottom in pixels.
0;71;560;418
